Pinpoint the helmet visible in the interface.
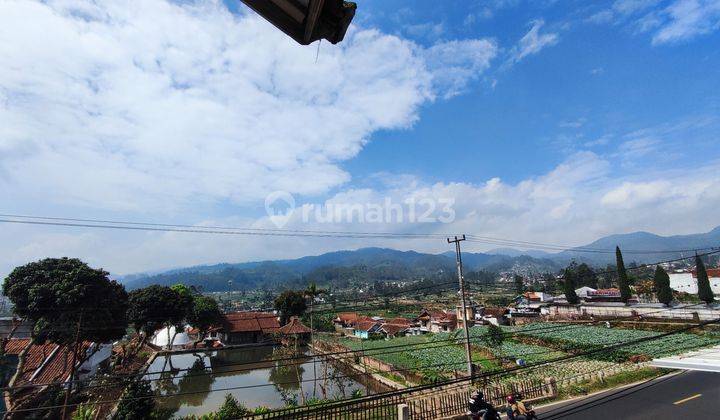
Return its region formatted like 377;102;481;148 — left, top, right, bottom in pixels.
507;395;515;404
471;390;484;400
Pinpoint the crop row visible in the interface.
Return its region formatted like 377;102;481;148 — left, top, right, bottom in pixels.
513;323;720;361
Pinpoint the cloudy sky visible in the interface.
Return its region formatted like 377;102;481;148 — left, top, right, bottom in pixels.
1;0;719;276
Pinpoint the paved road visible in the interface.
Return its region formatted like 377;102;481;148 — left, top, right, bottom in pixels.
536;370;720;419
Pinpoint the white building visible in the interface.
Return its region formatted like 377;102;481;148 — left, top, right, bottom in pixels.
151;325;193;349
669;271;720;295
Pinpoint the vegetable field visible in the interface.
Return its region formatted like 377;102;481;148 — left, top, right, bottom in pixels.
514;323;720;361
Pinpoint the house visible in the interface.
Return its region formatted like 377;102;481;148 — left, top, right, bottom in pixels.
278;316;312;346
585;288;623;302
432;312;457;333
555;286;597;302
669;269;720;295
353;320;382;339
456;304;475;329
379;323;409;338
415;309;458;333
220;312;281;345
3;338;111;410
480;307;510;326
523;292;553;303
333;312;360;333
575;287;597;299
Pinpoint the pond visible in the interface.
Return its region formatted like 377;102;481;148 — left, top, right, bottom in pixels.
145;345;390;418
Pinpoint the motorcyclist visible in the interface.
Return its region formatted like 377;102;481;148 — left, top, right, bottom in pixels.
468;390;500;420
506;393;537;420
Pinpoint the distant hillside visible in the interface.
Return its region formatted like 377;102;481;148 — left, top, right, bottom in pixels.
559;226;720;265
485;248;554;259
120;247;557;291
119;226;720;291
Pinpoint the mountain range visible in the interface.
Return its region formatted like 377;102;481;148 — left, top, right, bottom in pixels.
119;226;720;291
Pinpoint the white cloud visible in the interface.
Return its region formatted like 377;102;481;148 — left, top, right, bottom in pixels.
559;117;587;128
652;0;720;44
423;39;498;98
507;19;559;65
601;180;670;208
0;0;496;211
587;0;720;45
3;151;720;276
613;0;662;15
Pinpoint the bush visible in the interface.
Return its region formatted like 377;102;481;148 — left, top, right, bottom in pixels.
216;394;251;419
115;380;155;420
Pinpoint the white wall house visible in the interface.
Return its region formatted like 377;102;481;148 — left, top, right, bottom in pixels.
669;272;720;294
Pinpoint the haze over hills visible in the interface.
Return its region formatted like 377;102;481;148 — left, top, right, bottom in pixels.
119;226;720;291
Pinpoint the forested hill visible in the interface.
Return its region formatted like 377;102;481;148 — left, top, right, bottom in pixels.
119;247;559;291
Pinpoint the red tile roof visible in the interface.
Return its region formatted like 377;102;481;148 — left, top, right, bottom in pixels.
380;323;409;335
354;320;379;332
483;307;508;317
335;312;359;324
385;317;411;326
222;312;280;333
279;317;312;335
4;339;94;387
692;268;720;278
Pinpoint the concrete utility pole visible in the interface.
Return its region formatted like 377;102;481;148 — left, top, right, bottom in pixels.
448;235;473;378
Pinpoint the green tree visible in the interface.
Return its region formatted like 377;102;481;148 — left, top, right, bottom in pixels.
115;379;156;420
653;266;673;305
615;247;632;303
541;273;557;294
513;275;525;295
482;323;505;347
576;263;598;288
171;283;195;318
562;264;579;304
696;255;715;304
274;290;308;325
127;285;186;350
187;295;223;346
216;394;250;419
2;258;128;389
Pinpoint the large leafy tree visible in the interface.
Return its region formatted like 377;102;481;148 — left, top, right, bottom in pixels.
653;266;673;305
127;285;186;350
696;256;715;305
115;379;156;420
171;283;195;318
2;258;128;388
274;290;307;325
576;263;598;289
562;264;580;304
615;247;632;303
187;295;223;346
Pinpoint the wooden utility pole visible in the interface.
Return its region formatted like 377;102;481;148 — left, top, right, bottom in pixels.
61;311;83;420
448;235;473;378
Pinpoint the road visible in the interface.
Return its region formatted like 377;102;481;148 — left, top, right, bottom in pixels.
536;370;720;419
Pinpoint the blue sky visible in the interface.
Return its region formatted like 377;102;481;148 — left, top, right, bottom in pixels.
1;0;719;274
347;0;720;185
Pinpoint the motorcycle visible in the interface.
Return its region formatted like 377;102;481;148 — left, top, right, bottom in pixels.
465;409;502;420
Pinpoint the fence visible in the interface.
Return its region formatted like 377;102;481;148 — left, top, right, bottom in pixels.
405;377;551;420
245;394;404;419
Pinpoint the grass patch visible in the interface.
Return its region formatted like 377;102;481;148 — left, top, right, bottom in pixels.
556;367;668;400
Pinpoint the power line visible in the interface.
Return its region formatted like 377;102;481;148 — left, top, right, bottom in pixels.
4;213;716;255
